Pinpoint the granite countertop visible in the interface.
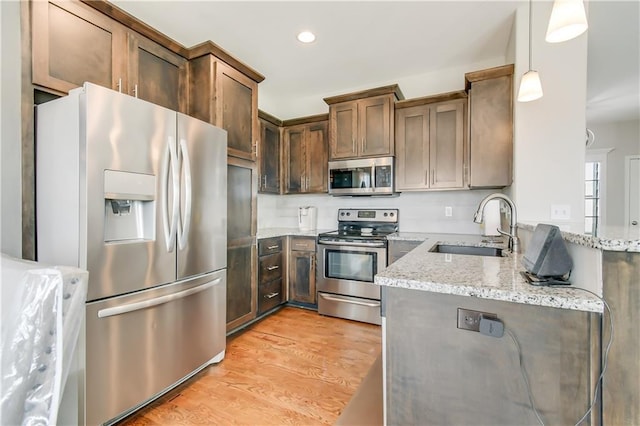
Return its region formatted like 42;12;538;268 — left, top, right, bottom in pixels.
377;233;603;313
256;227;331;239
519;222;640;252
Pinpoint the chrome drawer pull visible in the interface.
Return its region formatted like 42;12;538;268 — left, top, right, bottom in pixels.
267;265;279;271
265;292;279;299
267;245;279;250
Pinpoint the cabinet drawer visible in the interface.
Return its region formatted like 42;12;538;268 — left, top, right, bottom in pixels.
258;278;284;315
290;237;316;252
259;253;282;283
258;237;283;256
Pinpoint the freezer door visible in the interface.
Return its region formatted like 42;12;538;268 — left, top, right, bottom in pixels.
85;269;226;425
176;113;228;279
83;83;177;300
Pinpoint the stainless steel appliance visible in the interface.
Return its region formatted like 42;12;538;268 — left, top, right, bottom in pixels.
328;157;395;196
36;83;227;425
317;208;399;325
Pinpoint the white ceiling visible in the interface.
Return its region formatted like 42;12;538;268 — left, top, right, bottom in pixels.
113;1;638;123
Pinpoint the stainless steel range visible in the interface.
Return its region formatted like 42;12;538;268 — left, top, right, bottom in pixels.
317;208;399;325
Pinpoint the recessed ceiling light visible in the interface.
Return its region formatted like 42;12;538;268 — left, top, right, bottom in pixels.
297;31;316;43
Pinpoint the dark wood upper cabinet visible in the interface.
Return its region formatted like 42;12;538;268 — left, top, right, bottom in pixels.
127;32;187;113
189;55;259;161
32;0;127;94
395;105;431;190
283;116;328;194
258;111;283;194
325;85;403;160
430;100;466;189
465;64;514;188
395;92;467;191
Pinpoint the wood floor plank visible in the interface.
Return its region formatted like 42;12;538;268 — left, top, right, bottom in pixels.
118;307;381;425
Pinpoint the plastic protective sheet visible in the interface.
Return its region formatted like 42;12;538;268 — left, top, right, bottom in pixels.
1;254;88;425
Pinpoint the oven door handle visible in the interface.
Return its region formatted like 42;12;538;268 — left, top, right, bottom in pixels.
318;240;386;248
319;293;381;308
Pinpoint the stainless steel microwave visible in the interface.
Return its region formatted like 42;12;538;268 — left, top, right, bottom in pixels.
328;157;395;196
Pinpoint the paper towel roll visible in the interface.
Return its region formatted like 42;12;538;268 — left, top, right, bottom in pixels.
482;199;501;237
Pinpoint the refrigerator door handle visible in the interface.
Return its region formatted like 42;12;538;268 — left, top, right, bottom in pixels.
161;136;179;252
177;138;192;250
97;277;222;318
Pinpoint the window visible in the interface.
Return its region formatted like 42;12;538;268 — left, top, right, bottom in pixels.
584;162;600;235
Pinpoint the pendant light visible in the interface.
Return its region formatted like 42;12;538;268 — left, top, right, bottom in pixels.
546;0;588;43
518;0;543;102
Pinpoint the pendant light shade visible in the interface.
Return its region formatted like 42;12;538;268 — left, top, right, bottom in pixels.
546;0;588;43
518;70;544;102
518;0;544;102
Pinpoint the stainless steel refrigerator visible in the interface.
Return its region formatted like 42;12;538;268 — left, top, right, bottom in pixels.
36;82;227;425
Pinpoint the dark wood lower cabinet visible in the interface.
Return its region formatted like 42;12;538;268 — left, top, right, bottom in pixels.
226;243;255;327
257;238;285;316
289;237;317;305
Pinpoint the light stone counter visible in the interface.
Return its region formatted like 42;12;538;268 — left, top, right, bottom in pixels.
256;227;332;239
519;222;640;252
376;233;603;313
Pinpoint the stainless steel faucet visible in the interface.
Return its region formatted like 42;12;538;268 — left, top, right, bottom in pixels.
473;193;520;253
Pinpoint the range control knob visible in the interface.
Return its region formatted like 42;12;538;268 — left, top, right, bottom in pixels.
383;213;388;217
390;212;395;217
346;212;351;216
340;212;345;216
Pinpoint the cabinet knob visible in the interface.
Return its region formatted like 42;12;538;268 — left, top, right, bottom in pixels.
632;220;638;226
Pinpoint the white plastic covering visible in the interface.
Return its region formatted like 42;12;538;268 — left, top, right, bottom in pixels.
1;254;88;425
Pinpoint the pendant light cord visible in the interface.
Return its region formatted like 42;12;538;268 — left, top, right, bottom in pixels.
528;0;533;70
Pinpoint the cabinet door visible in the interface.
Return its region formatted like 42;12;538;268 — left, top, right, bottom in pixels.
359;95;393;157
226;159;257;331
32;0;127;94
305;122;329;193
226;243;255;329
395;105;430;190
469;75;513;187
289;251;316;304
430;100;465;189
258;119;281;194
216;62;258;161
329;101;358;160
127;32;187;113
284;125;305;194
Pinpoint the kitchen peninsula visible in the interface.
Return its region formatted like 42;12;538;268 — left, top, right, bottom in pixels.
377;232;604;425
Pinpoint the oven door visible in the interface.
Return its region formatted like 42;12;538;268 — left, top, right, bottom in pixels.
316;241;386;300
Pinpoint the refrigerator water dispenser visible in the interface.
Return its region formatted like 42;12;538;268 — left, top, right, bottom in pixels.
104;170;155;242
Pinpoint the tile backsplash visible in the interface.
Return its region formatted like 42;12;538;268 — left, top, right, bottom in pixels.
258;190;497;233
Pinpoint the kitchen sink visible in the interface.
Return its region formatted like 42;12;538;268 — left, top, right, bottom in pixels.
429;244;504;257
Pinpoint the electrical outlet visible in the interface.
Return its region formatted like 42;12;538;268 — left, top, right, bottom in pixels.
550;204;571;220
457;308;497;332
445;206;453;217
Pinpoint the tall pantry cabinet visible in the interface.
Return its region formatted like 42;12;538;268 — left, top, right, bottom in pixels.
188;46;265;332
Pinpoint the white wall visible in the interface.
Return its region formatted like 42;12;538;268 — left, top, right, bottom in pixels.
587;118;640;226
258;190;496;234
259;57;508;120
511;2;588;233
1;0;23;258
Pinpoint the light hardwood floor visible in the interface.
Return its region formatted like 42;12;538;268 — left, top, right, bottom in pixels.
118;307;382;425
